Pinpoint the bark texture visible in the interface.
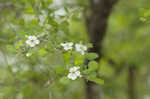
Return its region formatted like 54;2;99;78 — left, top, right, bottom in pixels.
128;66;136;99
85;0;117;99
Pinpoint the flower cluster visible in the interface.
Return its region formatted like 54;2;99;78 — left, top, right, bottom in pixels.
75;44;87;55
67;66;82;80
25;35;40;47
60;42;73;51
61;42;87;55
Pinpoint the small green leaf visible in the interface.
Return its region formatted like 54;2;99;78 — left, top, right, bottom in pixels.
86;53;98;60
83;61;99;74
48;19;58;27
25;9;34;14
88;61;99;71
59;77;71;85
83;69;92;75
74;54;84;65
59;21;69;33
31;19;39;24
38;49;48;56
87;77;104;85
16;40;23;49
54;66;65;75
140;17;147;22
63;51;71;63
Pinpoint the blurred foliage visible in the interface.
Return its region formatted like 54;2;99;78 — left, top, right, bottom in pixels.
0;0;150;99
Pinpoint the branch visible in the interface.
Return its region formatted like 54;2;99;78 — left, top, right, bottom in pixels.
0;2;15;11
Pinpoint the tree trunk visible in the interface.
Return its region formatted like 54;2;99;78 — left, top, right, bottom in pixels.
128;66;136;99
85;0;117;99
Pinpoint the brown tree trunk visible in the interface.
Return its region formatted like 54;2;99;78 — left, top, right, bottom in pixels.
128;66;136;99
85;0;117;99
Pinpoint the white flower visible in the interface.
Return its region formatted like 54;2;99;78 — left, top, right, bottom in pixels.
69;66;80;72
75;44;87;55
25;35;40;47
26;53;32;57
60;42;73;51
67;73;77;80
54;8;67;16
67;66;82;80
75;71;82;77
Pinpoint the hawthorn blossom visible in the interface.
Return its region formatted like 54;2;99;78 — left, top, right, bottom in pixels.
67;66;82;80
60;42;73;51
75;44;87;55
26;53;32;57
26;35;40;47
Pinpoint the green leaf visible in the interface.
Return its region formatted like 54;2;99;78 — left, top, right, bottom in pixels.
38;49;48;56
86;53;98;60
83;61;99;75
25;9;34;14
87;77;104;85
88;61;99;71
143;9;150;17
31;19;39;24
83;69;92;75
16;40;23;49
140;17;147;22
63;51;71;63
54;66;65;75
74;54;84;65
59;77;71;85
48;17;58;27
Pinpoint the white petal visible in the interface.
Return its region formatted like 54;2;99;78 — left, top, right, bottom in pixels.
27;36;32;39
75;44;87;55
26;53;31;57
68;42;73;46
75;44;81;51
69;67;79;72
67;73;72;79
64;47;71;51
69;67;76;72
29;42;36;47
61;42;73;51
71;75;77;80
60;43;66;47
75;71;81;76
30;36;37;40
67;73;77;80
27;36;31;39
25;40;30;44
83;46;87;51
35;40;40;44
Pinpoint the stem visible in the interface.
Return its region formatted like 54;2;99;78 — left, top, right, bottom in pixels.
84;0;117;99
128;66;136;99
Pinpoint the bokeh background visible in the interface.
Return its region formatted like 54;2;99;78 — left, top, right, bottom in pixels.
0;0;150;99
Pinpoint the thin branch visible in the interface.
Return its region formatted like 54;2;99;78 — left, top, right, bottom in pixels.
0;2;15;11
